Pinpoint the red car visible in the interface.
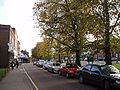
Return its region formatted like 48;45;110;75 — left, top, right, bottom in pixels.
59;63;80;78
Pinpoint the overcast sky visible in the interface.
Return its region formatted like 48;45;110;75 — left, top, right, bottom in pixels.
0;0;42;54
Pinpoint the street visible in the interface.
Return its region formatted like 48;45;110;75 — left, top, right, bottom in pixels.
23;63;100;90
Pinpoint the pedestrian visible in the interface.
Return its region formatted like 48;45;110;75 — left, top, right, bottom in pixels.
16;60;19;69
10;61;15;70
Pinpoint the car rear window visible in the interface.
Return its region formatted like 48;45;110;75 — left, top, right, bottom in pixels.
66;63;78;68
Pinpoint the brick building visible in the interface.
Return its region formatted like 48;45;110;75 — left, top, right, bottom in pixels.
0;24;20;68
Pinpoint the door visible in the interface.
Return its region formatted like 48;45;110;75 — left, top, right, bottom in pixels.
90;66;103;86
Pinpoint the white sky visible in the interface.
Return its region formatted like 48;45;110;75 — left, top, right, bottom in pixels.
0;0;42;54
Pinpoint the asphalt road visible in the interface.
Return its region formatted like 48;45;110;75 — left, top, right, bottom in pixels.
23;63;100;90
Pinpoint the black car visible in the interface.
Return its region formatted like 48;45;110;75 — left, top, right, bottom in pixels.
78;64;120;90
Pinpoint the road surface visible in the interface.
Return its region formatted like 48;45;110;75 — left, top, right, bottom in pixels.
23;63;100;90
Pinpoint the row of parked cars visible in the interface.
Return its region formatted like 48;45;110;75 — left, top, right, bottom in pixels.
33;60;120;90
33;60;80;77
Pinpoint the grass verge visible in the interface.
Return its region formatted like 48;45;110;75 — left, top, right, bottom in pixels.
113;63;120;70
0;69;8;81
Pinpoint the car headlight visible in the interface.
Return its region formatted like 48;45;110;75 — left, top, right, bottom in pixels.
116;80;120;84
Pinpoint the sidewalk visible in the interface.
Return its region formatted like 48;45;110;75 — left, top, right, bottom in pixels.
0;65;35;90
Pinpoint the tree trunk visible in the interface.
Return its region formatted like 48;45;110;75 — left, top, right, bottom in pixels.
103;0;112;65
75;49;81;67
72;15;81;67
58;54;61;62
104;31;112;65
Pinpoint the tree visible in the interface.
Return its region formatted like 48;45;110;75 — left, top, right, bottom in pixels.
31;36;53;60
33;0;120;65
33;0;89;66
84;0;120;65
95;0;119;65
110;36;120;51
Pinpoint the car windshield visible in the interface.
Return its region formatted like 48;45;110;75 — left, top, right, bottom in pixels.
101;65;120;75
66;63;78;68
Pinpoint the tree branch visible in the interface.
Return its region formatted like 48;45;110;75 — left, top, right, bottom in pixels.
96;11;105;24
47;33;72;50
110;12;120;34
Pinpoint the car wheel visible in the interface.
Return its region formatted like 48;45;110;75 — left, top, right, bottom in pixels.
66;73;69;78
104;81;110;90
79;75;84;84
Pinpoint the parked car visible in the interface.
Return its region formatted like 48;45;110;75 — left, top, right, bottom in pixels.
59;63;80;78
78;64;120;90
43;60;53;70
33;61;38;65
36;60;44;67
47;62;60;73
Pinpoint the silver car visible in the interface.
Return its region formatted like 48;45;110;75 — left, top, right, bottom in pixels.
47;62;60;73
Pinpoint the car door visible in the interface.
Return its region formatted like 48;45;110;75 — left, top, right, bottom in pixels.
82;65;92;83
90;65;103;86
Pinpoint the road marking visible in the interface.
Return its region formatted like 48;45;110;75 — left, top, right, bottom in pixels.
23;67;39;90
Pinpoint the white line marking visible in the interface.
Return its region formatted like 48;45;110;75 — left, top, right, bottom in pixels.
23;67;39;90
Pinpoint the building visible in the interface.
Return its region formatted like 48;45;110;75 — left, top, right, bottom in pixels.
0;24;20;68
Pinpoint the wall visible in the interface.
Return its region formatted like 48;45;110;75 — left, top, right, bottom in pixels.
0;25;10;68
